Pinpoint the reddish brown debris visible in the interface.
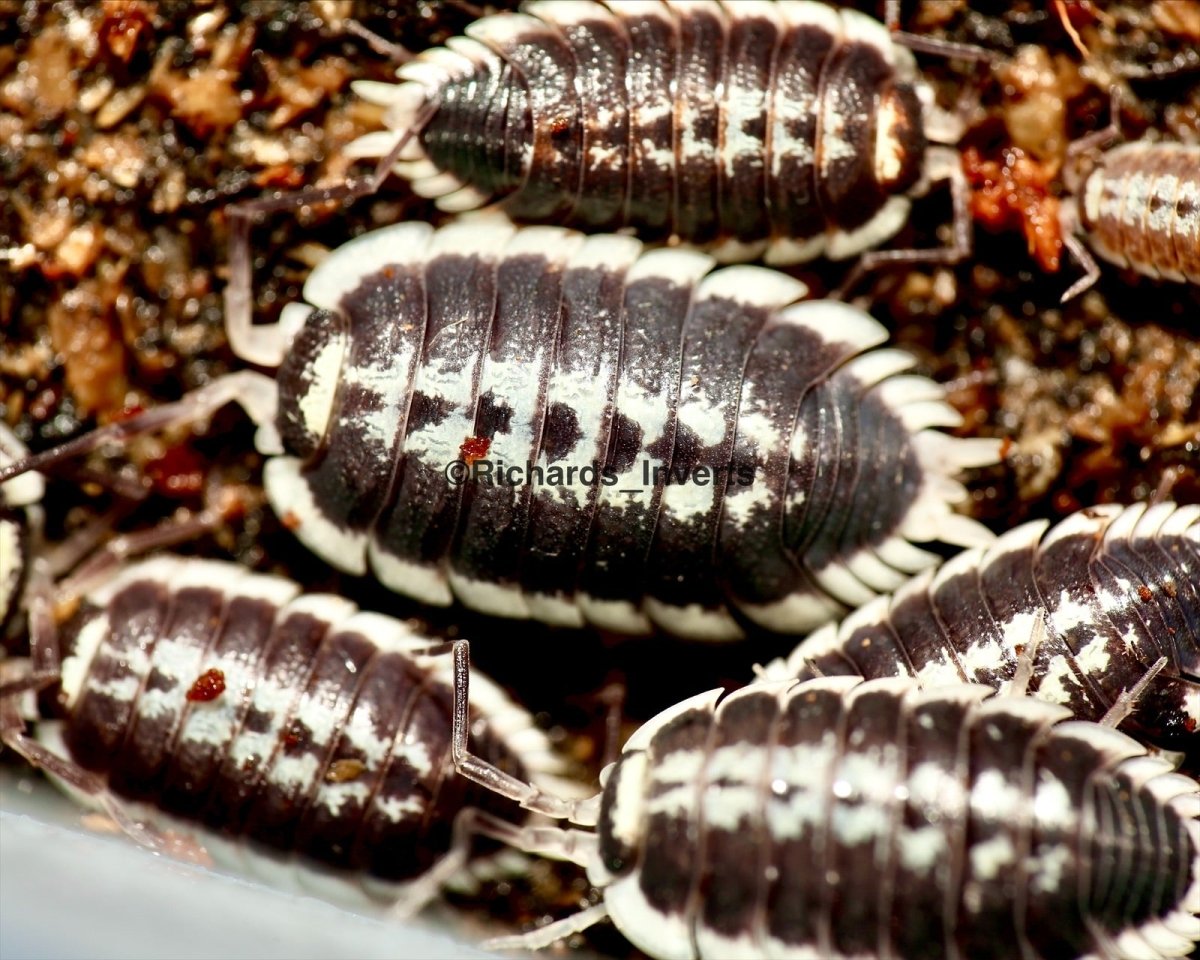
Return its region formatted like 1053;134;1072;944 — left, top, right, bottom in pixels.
145;445;207;499
963;146;1063;272
185;668;226;702
324;758;366;783
460;435;491;466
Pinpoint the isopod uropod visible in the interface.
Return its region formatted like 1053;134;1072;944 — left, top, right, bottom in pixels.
765;502;1200;761
346;0;973;268
1062;140;1200;300
449;643;1200;960
1;555;572;906
0;220;999;641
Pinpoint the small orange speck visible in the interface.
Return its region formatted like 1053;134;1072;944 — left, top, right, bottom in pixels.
325;759;366;783
1137;585;1153;602
186;668;226;702
281;511;302;530
460;435;491;466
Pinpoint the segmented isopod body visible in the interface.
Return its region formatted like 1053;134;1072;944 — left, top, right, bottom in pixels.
455;669;1200;959
351;0;953;264
1068;141;1200;289
38;555;564;900
0;425;43;639
770;503;1200;760
264;218;996;641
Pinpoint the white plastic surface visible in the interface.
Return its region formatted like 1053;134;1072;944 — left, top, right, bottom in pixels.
0;768;502;960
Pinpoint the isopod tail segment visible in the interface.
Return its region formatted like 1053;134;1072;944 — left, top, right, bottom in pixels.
760;501;1200;762
0;424;46;642
448;640;1200;959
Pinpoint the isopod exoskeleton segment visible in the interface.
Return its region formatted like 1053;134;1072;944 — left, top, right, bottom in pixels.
0;424;44;640
261;218;997;640
1062;140;1200;300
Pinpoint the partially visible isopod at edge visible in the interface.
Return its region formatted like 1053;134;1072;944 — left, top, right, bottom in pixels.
0;554;575;908
447;642;1200;960
762;502;1200;761
0;423;45;641
348;0;976;267
1061;140;1200;301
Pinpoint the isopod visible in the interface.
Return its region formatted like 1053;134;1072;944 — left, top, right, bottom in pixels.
0;219;999;641
344;0;973;268
0;554;572;906
1061;140;1200;300
763;502;1200;760
449;642;1200;959
0;424;44;641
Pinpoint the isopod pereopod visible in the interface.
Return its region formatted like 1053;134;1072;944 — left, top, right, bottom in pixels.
448;641;1200;960
0;220;1000;641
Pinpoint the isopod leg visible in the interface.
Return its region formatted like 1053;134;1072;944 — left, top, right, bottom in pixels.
387;808;595;919
1065;89;1123;166
0;371;280;488
1060;232;1103;302
0;723;200;861
835;146;972;299
482;903;612;952
1;653;207;863
598;681;627;770
451;641;601;825
54;497;242;612
883;2;997;63
1060;91;1120;301
1005;610;1048;698
384;806;480;919
342;19;412;62
223;98;439;367
890;31;997;64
